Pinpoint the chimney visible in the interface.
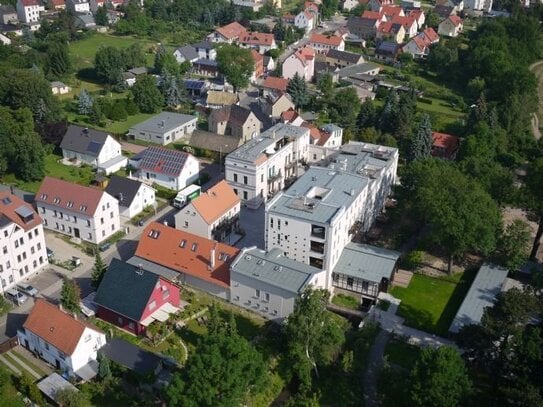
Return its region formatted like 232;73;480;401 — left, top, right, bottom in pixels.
210;243;216;269
117;192;123;202
163;220;168;227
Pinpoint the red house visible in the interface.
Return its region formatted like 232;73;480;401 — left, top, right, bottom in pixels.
94;258;181;335
431;131;460;160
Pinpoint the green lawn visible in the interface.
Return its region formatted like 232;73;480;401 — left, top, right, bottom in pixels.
4;351;48;378
390;269;477;336
0;367;25;407
331;293;361;310
384;337;421;370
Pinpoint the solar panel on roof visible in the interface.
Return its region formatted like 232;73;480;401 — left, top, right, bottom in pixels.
86;141;103;154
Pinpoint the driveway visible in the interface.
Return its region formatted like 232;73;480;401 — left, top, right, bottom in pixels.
236;205;265;250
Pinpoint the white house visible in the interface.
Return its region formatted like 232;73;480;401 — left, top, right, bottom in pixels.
207;21;247;43
129;146;200;191
35;177;121;245
175;180;241;243
0;192;48;291
173;45;199;64
16;0;40;23
18;299;106;380
225;123;310;208
128;112;197;146
308;33;345;54
192;41;216;61
465;0;492;12
265;142;398;290
66;0;90;13
238;32;277;54
402;27;439;58
294;10;315;33
60;125;127;175
438;15;463;37
105;175;156;219
50;81;71;95
282;46;315;82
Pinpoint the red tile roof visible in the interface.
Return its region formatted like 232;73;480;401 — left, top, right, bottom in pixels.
392;15;417;29
51;0;65;6
35;177;104;216
216;21;247;40
382;5;403;18
362;10;382;20
191;180;240;224
135;222;240;288
21;0;40;6
432;131;460;159
449;15;463;26
0;192;42;232
423;27;439;43
251;48;263;62
263;76;289;92
293;46;315;65
239;32;275;46
23;299;102;355
281;108;299;123
309;33;343;47
301;122;321;140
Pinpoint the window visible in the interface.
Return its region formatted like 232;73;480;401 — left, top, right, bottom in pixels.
234;295;239;301
27;232;32;240
24;265;28;274
233;188;238;195
111;224;115;231
55;223;59;230
101;218;104;225
22;252;26;260
102;230;105;237
39;256;43;264
243;191;248;200
117;317;123;324
14;240;18;248
2;246;6;254
17;255;21;263
110;212;114;218
107;202;110;209
19;269;23;277
37;243;41;250
179;240;186;248
255;289;260;298
347;277;353;288
53;210;57;217
191;243;198;252
243;176;248;185
8;275;13;283
148;300;156;311
40;207;45;214
233;174;238;182
264;292;270;302
85;334;91;342
261;174;264;182
34;229;38;237
88;233;92;240
86;219;91;227
184;221;189;228
33;260;37;268
162;289;170;300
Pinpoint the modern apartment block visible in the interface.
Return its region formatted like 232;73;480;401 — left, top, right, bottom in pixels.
35;177;120;245
224;123;310;209
265;142;398;289
0;192;48;291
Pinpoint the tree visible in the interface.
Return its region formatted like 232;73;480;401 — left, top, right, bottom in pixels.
46;41;72;78
409;346;472;407
317;72;334;100
497;220;530;272
123;43;146;70
161;70;185;108
77;89;94;115
155;44;180;76
91;252;107;289
55;387;91;407
379;89;399;134
329;87;361;130
424;9;440;29
97;352;112;381
287;72;309;111
166;305;266;407
95;46;126;85
356;99;377;129
95;5;108;26
285;288;347;393
216;44;254;91
409;113;432;162
526;158;543;260
401;159;502;273
60;277;80;313
130;75;164;113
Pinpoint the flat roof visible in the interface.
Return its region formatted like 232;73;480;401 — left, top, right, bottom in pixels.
129;112;196;135
227;123;309;164
231;247;320;294
333;243;400;283
449;263;509;333
38;373;79;402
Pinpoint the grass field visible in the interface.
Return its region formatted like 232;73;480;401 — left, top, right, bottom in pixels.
0;367;25;407
384;337;421;370
390;269;477;336
332;293;361;310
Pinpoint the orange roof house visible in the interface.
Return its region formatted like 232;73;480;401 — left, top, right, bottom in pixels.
251;49;264;79
262;76;289;92
431;131;460;160
211;21;247;43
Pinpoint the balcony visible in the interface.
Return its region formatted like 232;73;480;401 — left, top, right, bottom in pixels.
310;240;325;254
310;224;326;239
285;160;297;170
267;171;282;183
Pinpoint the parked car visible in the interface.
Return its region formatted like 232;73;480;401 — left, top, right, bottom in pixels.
5;288;28;305
99;242;111;252
17;284;38;297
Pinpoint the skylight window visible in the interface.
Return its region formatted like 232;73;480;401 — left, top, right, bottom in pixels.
179;240;186;248
67;201;74;208
53;197;61;204
191;243;198;252
148;229;160;239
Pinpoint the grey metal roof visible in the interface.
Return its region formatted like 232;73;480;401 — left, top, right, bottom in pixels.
137;146;190;177
231;247;320;294
227;123;309;164
192;40;214;50
50;81;67;88
326;49;364;65
129;112;197;135
176;45;199;61
60;125;109;157
38;374;79;402
127;256;180;282
105;176;144;208
128;67;148;75
337;62;380;79
449;263;508;333
332;243;400;283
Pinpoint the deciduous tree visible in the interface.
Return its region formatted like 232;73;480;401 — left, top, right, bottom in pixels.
497;219;531;272
130;74;164;113
216;44;254;91
526;157;543;260
95;46;126;85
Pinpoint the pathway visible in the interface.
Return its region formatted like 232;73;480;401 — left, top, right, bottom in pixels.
362;330;390;407
528;60;543;140
0;354;21;376
6;351;41;379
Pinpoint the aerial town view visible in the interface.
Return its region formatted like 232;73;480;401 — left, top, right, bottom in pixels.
0;0;541;404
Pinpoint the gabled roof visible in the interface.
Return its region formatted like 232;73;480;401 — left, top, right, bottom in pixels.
362;10;382;20
431;131;460;158
137;147;192;177
239;32;275;46
378;21;403;34
251;48;263;64
209;105;255;127
191;180;240;224
174;45;198;61
422;27;439;43
105;175;146;208
191;40;214;50
281;108;300;123
392;15;417;29
326;49;363;65
206;90;239;106
94;258;160;322
262;76;289;92
135;222;240;288
215;21;247;40
382;5;403;18
23;299;102;355
348;16;379;29
60;124;110;157
0;192;41;231
309;33;343;47
290;46;315;66
376;41;401;55
448;15;463;26
20;0;40;6
434;5;455;18
35;177;105;216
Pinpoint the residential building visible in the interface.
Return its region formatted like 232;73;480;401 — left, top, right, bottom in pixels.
402;27;439;58
129;147;199;191
66;0;90;13
261;76;289;95
434;4;456;19
375;41;402;62
230;247;322;321
438;15;463;37
309;33;345;54
376;21;406;43
346;16;380;41
436;0;464;12
192;41;216;60
0;5;18;25
331;243;400;303
207;21;247;43
18;299;106;380
401;0;421;9
131;222;240;299
174;180;241;242
449;263;509;333
392;15;418;38
50;81;71;95
282;46;315;81
325;49;365;69
184;79;208;98
431;131;460;160
105;176;156;219
94;258;181;336
128;112;197;145
343;0;360;11
60;125;127;175
465;0;492;13
206;91;240;109
208;105;262;143
75;14;96;29
263;55;275;73
260;92;296;120
251;49;264;81
265;142;399;289
192;59;219;77
409;8;425;27
16;0;40;23
35;177;120;244
238;32;277;54
0;192;48;291
294;10;315;33
368;0;394;11
225;123;310;208
173;45;199;64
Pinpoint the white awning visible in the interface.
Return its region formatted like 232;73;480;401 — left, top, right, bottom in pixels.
75;360;99;381
139;302;181;326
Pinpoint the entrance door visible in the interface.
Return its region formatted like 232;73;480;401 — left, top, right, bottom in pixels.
74;228;80;238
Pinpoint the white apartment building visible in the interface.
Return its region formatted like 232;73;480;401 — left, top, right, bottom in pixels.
35;177;120;245
18;299;106;380
225;123;311;209
66;0;90;13
16;0;40;23
464;0;492;12
265;142;398;290
0;193;48;292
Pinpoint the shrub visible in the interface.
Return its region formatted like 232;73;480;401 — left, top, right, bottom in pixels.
418;97;433;105
402;250;424;270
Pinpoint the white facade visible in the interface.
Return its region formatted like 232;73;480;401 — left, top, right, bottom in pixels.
120;184;156;219
295;11;315;33
37;193;120;245
225;124;311;209
282;50;315;82
438;18;463;37
309;38;345;54
265;143;399;290
16;0;40;23
343;0;359;11
66;0;90;13
61;135;126;174
0;205;48;292
174;199;240;240
465;0;492;12
134;154;200;191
